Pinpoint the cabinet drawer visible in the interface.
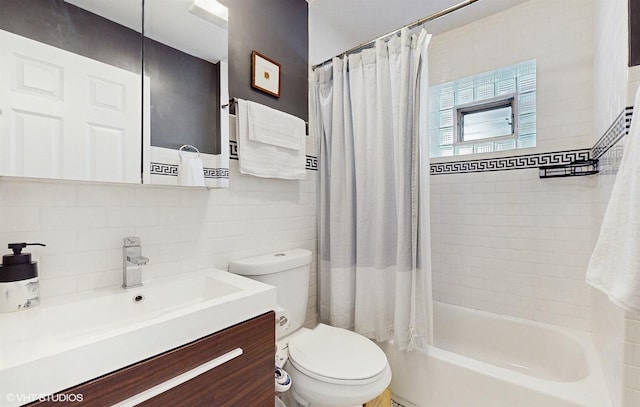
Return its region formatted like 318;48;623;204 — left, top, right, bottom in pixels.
27;312;275;407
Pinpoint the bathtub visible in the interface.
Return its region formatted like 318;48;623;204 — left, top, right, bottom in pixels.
381;302;611;407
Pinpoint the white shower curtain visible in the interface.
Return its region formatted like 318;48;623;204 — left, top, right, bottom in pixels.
311;28;432;350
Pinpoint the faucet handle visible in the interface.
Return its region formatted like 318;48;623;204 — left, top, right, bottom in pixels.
127;255;149;266
124;236;141;247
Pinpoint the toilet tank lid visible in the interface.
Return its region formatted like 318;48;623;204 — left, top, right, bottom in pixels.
229;249;312;276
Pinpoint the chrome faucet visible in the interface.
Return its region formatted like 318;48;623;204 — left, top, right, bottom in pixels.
122;236;149;289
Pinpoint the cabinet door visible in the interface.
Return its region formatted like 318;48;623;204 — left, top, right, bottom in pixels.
27;312;275;407
0;29;142;183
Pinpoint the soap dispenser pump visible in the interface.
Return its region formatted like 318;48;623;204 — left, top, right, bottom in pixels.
0;242;45;313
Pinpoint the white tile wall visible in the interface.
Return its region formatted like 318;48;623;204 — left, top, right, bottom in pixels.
429;0;596;330
625;310;640;406
429;0;594;156
593;0;629;138
429;10;640;406
0;160;319;326
428;0;640;401
431;169;596;330
591;0;640;405
592;289;627;407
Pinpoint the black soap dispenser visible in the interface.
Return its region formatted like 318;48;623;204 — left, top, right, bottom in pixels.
0;242;45;313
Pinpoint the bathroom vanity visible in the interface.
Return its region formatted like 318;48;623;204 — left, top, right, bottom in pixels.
27;312;274;406
0;269;277;407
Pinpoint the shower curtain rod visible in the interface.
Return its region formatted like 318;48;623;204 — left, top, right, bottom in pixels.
311;0;480;70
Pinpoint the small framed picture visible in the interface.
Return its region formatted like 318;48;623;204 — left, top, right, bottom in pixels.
251;50;281;97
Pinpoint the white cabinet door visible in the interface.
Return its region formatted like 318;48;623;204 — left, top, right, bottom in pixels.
0;29;141;183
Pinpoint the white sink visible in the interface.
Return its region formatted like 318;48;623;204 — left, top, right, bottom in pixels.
0;269;276;407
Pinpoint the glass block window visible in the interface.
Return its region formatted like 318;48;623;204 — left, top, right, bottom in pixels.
429;60;537;158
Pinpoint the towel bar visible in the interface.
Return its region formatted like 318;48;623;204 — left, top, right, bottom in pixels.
223;97;310;135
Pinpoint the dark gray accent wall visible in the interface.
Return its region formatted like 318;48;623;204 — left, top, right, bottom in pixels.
0;0;142;74
145;38;221;154
630;0;640;66
225;0;309;121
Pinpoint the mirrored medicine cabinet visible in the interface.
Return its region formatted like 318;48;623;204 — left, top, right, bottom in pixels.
0;0;229;187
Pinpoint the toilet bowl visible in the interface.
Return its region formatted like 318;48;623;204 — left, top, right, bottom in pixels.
229;249;391;407
286;324;391;407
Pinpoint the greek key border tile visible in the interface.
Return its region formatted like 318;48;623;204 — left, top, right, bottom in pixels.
228;140;318;171
202;167;230;178
229;140;239;160
430;149;591;175
149;162;229;179
306;155;318;171
150;162;178;176
430;106;634;175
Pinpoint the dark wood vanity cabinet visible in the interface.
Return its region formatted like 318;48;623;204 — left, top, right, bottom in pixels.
28;312;275;407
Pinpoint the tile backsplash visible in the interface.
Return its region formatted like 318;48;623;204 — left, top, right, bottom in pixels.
0;161;318;325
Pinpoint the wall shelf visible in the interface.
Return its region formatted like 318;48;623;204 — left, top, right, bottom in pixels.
538;159;599;179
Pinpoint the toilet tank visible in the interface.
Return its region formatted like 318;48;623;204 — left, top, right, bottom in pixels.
229;249;312;338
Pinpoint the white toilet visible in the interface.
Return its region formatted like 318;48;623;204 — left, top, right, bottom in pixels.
229;249;392;407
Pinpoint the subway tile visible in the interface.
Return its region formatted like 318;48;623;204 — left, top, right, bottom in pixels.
625;365;640;391
0;230;76;254
302;227;317;241
179;255;216;274
143;260;183;280
134;186;181;207
0;207;40;232
76;227;136;251
76;185;140;207
41;207;106;231
563;316;590;332
157;207;204;225
179;188;210;208
203;205;236;222
106;248;126;270
107;207;159;227
624;389;640;407
628;319;640;344
625;343;636;365
155;241;200;263
39;250;107;277
38;275;77;299
0;180;76;207
76;269;121;292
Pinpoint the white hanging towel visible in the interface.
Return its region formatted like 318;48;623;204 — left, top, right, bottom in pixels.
177;145;205;187
236;99;306;180
586;87;640;313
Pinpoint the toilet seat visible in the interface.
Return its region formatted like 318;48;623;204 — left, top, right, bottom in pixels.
288;324;388;385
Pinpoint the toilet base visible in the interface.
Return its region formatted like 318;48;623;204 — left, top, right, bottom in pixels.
286;361;392;407
289;388;360;407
